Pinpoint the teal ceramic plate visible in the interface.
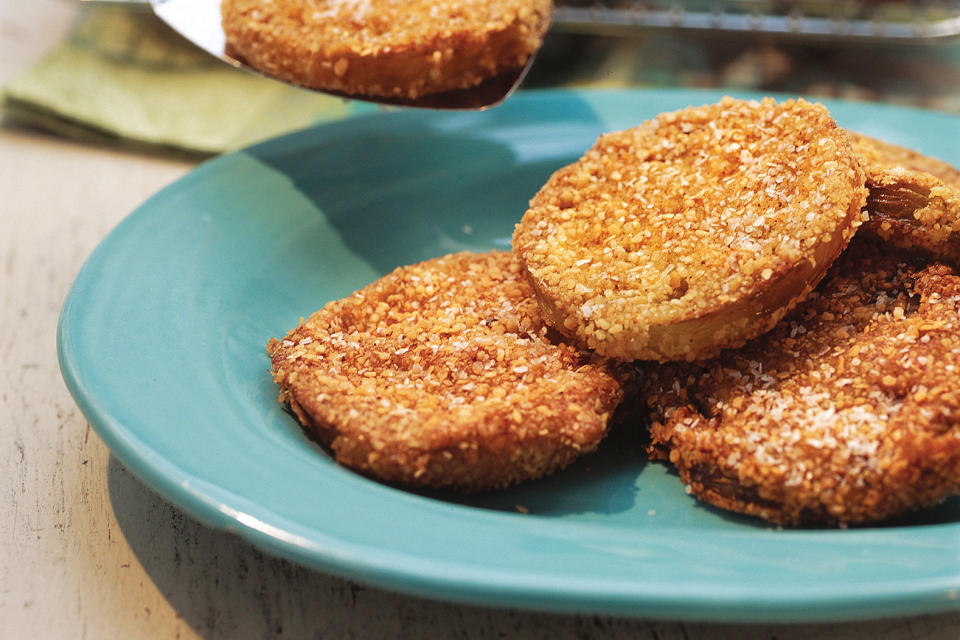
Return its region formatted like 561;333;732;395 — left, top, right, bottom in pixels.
58;88;960;622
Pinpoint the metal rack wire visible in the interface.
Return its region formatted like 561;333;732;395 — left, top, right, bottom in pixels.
84;0;960;44
552;0;960;42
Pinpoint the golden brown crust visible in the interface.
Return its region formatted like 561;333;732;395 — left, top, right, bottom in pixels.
849;132;960;266
221;0;552;99
512;97;867;363
850;132;960;187
642;240;960;526
268;251;631;491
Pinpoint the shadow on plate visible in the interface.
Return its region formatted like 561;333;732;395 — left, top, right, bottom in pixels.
281;401;648;519
409;419;649;518
242;93;604;274
271;380;960;529
651;458;960;530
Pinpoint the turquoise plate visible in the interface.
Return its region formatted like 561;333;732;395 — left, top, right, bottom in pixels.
58;88;960;622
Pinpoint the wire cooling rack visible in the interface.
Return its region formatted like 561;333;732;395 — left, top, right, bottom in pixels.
82;0;960;43
551;0;960;42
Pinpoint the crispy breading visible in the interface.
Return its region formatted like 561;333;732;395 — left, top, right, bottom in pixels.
221;0;552;99
642;240;960;526
849;132;960;266
512;97;867;363
268;251;631;491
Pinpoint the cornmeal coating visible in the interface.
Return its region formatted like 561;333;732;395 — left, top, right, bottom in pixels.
850;132;960;266
643;241;960;526
221;0;552;99
513;97;867;363
268;251;631;491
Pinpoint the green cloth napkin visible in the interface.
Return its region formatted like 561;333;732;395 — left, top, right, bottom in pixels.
2;5;373;156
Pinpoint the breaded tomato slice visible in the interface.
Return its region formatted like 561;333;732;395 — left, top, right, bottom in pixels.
643;240;960;526
268;251;632;491
513;97;867;362
850;132;960;266
222;0;551;100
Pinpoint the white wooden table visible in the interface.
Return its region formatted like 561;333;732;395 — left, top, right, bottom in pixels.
3;2;959;637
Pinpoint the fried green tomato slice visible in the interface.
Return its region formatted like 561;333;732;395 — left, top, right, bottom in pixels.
268;251;632;491
643;240;960;526
222;0;551;100
513;97;867;362
849;132;960;266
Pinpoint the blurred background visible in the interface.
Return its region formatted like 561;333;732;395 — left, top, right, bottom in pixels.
3;0;960;156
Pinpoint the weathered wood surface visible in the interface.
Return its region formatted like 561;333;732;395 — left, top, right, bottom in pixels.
3;2;960;637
